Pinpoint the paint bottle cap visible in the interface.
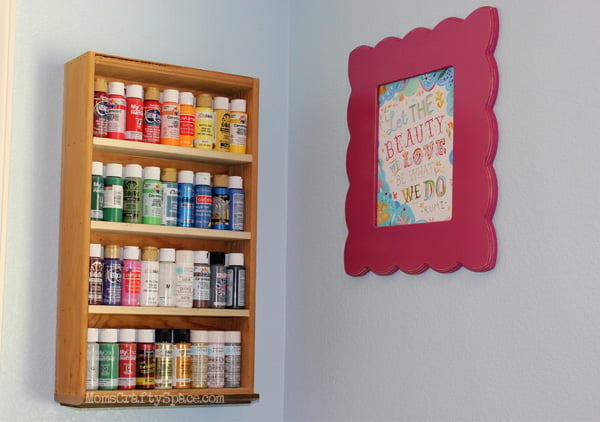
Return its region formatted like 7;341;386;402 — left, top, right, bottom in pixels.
228;175;243;190
89;243;102;258
91;161;103;176
163;89;179;104
208;330;225;344
107;81;125;96
143;166;161;181
178;170;194;184
88;328;99;343
159;248;176;262
228;253;244;267
213;96;229;110
94;78;107;92
224;331;241;344
196;93;212;108
195;172;211;186
99;328;118;343
175;250;194;264
105;163;123;178
126;84;143;99
230;99;246;112
145;87;160;102
161;168;177;183
118;328;136;343
124;163;142;179
213;174;228;188
155;328;173;343
190;330;208;343
123;246;140;261
210;251;225;266
136;329;155;343
174;329;190;343
141;246;158;261
179;91;194;105
194;250;209;265
104;245;120;259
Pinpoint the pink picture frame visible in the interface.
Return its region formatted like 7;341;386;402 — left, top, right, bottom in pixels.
345;6;499;275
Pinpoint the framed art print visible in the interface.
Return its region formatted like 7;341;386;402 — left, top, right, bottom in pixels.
344;6;499;275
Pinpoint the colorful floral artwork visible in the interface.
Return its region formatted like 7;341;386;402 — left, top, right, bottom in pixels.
377;67;454;226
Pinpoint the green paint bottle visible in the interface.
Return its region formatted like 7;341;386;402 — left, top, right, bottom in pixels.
123;164;143;224
103;163;124;222
90;161;104;221
98;328;119;390
143;166;162;225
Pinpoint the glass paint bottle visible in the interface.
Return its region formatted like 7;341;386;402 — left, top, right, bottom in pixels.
90;161;104;221
211;174;229;230
228;175;244;231
107;81;126;139
190;330;208;388
194;93;214;150
193;250;210;308
178;91;195;147
175;250;194;308
226;253;245;309
224;331;241;388
103;163;124;222
139;246;159;307
207;330;225;388
125;84;144;141
160;89;180;146
118;328;137;390
86;328;99;390
143;86;161;144
194;172;212;229
93;78;108;138
88;243;103;305
102;245;122;305
154;329;173;389
209;252;227;308
158;248;176;307
161;167;178;226
173;329;191;388
98;328;119;390
136;329;155;389
123;164;143;224
121;246;141;306
142;166;162;225
177;170;195;227
229;99;247;154
213;96;230;151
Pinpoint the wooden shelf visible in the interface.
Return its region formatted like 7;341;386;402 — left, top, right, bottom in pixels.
89;305;250;317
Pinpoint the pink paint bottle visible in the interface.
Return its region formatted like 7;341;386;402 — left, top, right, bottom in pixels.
107;81;126;139
121;246;141;306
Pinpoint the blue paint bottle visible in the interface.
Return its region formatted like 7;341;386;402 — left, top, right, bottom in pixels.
177;170;195;227
194;172;212;229
211;174;229;230
228;176;244;231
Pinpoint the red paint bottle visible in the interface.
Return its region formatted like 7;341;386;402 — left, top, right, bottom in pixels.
118;329;137;390
93;78;108;137
125;84;143;141
107;81;126;139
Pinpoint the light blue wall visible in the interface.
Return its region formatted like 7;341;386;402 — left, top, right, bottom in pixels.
2;0;288;420
286;1;600;421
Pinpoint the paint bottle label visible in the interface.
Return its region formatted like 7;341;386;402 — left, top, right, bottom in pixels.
173;344;191;388
123;178;142;224
194;184;212;229
207;343;225;388
224;342;241;388
229;111;247;154
177;184;195;227
140;260;159;306
125;97;144;141
229;189;244;231
118;343;137;389
136;344;155;389
142;181;162;225
158;262;176;307
176;261;194;308
98;343;119;390
86;342;99;390
88;256;103;305
214;109;230;151
179;103;195;147
194;108;214;149
103;259;122;305
191;342;208;388
143;100;161;143
154;344;173;389
210;266;227;308
211;188;229;230
226;267;246;309
193;263;210;308
107;96;126;139
161;181;178;226
122;260;141;306
93;92;108;137
103;179;124;222
91;174;104;220
160;103;180;145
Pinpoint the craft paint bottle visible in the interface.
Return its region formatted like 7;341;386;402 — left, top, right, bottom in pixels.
190;330;208;388
158;248;176;307
228;176;244;231
88;243;103;305
154;329;174;389
136;329;155;389
224;331;241;388
102;245;122;305
226;253;246;309
194;93;214;150
211;174;229;230
160;89;180;146
229;99;247;154
107;81;126;139
161;168;178;226
207;331;225;388
98;328;119;390
173;329;191;388
121;246;141;306
213;97;230;151
175;250;194;308
123;164;143;224
210;252;227;308
125;84;144;141
103;163;124;222
193;250;210;308
142;166;163;225
194;172;212;229
143;86;161;144
139;246;159;307
86;328;100;390
118;328;137;390
93;78;108;138
90;161;104;221
177;170;195;227
179;91;195;147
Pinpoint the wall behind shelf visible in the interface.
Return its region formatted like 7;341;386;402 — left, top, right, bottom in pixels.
2;0;288;421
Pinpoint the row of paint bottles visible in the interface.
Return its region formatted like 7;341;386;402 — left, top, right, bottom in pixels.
87;328;241;390
93;78;247;153
89;244;246;310
91;161;245;231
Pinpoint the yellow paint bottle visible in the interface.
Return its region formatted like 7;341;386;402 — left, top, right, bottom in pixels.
229;99;247;154
213;96;230;152
194;93;214;150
